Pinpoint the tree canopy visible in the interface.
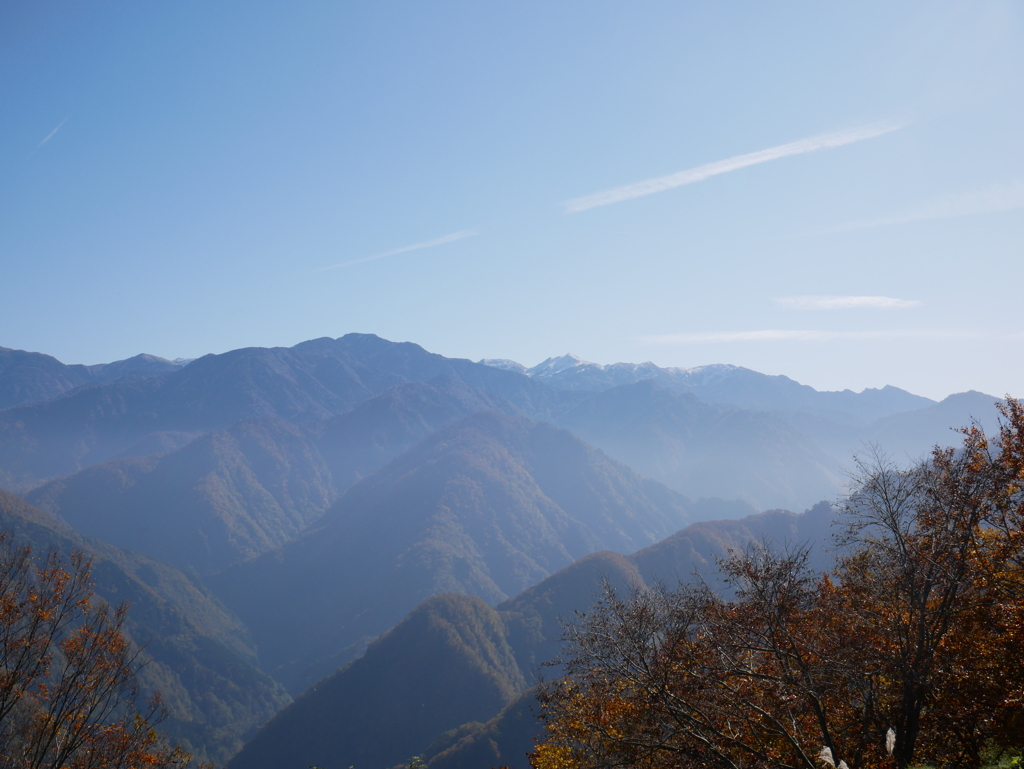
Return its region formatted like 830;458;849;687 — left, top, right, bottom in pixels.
0;533;192;769
533;399;1024;769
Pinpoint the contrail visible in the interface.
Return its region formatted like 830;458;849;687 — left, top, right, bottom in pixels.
37;117;69;148
313;230;477;272
565;122;902;213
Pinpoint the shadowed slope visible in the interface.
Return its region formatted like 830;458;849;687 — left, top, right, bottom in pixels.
0;346;181;411
0;488;290;764
227;594;526;769
303;373;518;490
212;412;691;692
226;503;837;769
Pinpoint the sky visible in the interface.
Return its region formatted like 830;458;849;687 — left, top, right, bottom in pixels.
2;1;1023;400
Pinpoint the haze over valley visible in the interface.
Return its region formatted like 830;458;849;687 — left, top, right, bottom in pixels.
0;334;1009;764
5;4;1023;766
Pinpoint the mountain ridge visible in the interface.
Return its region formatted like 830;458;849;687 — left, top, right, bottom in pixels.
226;502;837;769
483;354;938;425
210;410;692;693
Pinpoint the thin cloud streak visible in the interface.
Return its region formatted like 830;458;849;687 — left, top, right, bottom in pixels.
638;329;982;345
37;117;69;148
313;230;477;272
774;295;921;310
807;181;1024;235
565;122;902;213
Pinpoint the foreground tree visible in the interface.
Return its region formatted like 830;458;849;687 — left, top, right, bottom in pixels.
533;399;1024;769
0;533;191;769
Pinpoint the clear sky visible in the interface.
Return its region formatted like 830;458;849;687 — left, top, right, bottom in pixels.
3;1;1023;400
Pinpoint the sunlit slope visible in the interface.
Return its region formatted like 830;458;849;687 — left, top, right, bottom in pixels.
26;416;334;574
211;411;691;693
24;377;526;574
228;594;526;769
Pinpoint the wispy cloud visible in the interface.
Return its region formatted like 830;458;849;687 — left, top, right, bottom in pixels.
564;122;903;213
806;181;1024;235
37;117;69;148
313;230;477;272
773;295;921;310
638;328;981;345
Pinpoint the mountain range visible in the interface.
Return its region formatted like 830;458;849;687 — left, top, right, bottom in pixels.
485;354;937;425
0;334;1008;764
0;345;184;411
3;336;1004;512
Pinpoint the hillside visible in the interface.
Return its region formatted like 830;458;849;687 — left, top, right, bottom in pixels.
226;502;836;769
24;377;525;574
2;336;999;515
0;488;291;764
228;594;527;769
26;416;335;575
211;411;692;693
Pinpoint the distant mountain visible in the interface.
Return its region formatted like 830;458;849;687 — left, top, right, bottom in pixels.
0;335;579;491
25;377;530;575
554;380;842;511
479;358;528;374
302;374;520;492
0;488;290;764
867;390;1005;460
211;411;692;693
26;417;335;575
488;354;936;425
0;346;181;411
227;502;836;769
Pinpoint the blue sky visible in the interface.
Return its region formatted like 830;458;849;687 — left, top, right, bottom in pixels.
2;1;1023;399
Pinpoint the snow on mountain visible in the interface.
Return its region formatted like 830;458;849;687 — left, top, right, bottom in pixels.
526;354;593;377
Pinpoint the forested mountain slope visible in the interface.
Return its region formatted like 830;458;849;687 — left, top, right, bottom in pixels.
227;502;835;769
1;335;1002;514
24;377;526;574
26;416;335;575
211;411;692;693
0;488;290;765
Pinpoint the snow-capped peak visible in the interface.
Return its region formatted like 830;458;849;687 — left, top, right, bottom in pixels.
478;358;527;374
527;354;595;377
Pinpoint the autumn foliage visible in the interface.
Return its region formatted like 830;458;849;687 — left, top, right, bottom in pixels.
533;399;1024;769
0;536;191;769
